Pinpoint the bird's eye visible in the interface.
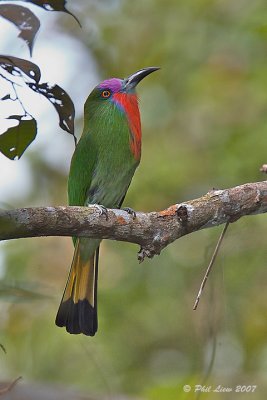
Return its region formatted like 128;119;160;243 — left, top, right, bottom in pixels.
101;90;111;98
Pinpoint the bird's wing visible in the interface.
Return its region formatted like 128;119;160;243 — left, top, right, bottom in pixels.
68;135;97;207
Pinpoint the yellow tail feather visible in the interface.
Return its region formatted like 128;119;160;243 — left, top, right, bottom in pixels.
55;239;99;336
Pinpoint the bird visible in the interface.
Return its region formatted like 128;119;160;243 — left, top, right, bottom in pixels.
55;67;159;336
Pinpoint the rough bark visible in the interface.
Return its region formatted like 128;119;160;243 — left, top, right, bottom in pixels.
0;180;267;262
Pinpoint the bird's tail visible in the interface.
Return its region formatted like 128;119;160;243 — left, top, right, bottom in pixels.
55;238;99;336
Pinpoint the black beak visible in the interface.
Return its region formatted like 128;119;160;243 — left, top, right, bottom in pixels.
124;67;160;90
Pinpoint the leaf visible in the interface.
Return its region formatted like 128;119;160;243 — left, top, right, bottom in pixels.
28;82;75;135
0;4;40;55
22;0;81;26
0;55;41;83
0;94;11;101
0;116;37;160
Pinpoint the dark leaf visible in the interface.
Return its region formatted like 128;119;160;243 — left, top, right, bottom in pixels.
1;94;11;101
28;82;75;135
0;55;41;83
0;4;40;55
0;116;37;160
22;0;81;26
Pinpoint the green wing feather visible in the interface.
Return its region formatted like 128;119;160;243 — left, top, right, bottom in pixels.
68;132;97;207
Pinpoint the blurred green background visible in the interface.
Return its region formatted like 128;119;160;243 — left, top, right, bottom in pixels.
1;0;267;399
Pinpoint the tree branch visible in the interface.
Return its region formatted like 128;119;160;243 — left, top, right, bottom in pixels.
1;180;267;262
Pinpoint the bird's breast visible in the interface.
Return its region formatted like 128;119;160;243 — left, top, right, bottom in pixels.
112;93;141;160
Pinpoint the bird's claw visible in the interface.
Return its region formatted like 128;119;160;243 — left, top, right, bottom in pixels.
122;207;137;219
93;204;108;220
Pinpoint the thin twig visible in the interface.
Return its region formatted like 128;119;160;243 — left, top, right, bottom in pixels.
11;82;34;119
193;221;230;310
0;376;21;396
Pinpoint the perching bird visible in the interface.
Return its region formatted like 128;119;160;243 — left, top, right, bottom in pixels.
55;67;159;336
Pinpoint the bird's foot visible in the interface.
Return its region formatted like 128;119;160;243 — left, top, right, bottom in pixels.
122;207;137;219
92;204;108;220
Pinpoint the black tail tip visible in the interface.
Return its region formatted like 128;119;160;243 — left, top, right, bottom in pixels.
55;298;98;336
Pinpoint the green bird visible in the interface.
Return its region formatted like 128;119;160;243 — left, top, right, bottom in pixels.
55;67;159;336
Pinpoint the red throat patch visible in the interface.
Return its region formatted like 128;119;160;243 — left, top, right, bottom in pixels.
113;93;141;160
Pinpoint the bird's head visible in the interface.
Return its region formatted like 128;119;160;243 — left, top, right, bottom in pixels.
87;67;159;110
